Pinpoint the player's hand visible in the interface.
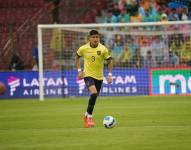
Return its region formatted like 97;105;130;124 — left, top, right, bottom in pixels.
78;71;84;80
107;74;112;84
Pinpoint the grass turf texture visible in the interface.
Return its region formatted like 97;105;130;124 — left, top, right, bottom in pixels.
0;96;191;150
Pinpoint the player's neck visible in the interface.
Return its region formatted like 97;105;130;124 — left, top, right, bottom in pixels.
90;43;98;48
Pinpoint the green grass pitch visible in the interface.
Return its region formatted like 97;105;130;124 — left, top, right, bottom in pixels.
0;96;191;150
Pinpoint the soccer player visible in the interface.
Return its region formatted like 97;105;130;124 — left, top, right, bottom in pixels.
75;30;113;128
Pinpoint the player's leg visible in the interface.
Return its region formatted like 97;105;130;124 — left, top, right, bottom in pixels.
87;85;98;115
87;79;103;115
94;78;103;95
84;77;98;115
84;77;98;127
85;79;103;128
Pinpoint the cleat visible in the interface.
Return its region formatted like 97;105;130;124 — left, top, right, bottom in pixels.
84;113;95;128
87;117;95;127
84;115;89;128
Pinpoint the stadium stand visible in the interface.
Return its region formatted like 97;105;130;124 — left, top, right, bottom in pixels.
0;0;110;70
0;0;45;70
0;0;191;71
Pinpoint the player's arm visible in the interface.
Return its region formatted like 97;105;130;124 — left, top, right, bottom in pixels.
106;57;113;84
75;53;81;71
75;53;84;80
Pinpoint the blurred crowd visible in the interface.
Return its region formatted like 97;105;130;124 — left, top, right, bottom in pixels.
2;0;191;71
31;0;191;70
103;32;191;68
102;0;191;23
95;0;191;68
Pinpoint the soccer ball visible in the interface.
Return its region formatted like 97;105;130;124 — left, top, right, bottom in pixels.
0;82;6;95
103;116;116;128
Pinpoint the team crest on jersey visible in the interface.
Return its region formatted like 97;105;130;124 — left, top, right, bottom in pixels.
97;51;101;55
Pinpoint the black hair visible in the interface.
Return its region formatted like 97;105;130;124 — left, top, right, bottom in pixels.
89;30;99;36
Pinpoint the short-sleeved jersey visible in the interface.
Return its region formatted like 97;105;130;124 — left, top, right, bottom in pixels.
77;42;111;80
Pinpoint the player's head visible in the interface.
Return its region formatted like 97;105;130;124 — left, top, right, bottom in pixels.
88;30;100;48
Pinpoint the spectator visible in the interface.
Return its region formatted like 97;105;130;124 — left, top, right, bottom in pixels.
138;1;145;17
104;10;118;23
128;37;139;57
179;36;191;65
130;13;142;22
130;48;144;68
168;51;179;67
118;9;130;23
126;0;139;16
9;53;25;71
140;41;150;59
169;35;183;57
144;50;157;68
118;43;131;67
141;2;157;22
43;48;57;70
163;51;179;67
111;3;121;17
118;0;128;11
104;27;115;48
161;13;168;21
32;47;38;70
150;36;168;66
168;8;179;21
112;34;124;63
181;7;188;21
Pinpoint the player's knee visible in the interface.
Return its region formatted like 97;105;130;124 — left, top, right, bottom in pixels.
89;87;97;94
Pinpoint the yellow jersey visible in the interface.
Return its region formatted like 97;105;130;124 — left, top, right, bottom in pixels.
77;42;111;80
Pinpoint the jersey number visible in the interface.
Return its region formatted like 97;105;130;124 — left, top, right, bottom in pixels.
91;56;95;62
